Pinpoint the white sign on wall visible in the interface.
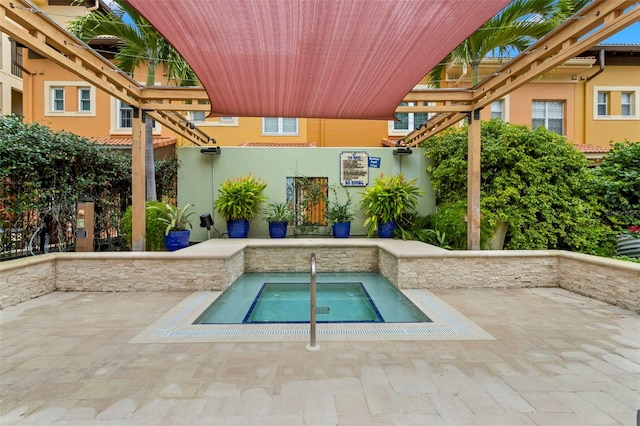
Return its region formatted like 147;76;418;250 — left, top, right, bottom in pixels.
340;151;369;186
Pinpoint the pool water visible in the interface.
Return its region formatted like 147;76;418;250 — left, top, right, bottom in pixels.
245;282;382;323
194;272;431;324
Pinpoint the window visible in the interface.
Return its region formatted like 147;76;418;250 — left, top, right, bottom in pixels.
621;92;634;116
78;87;91;112
51;88;64;112
597;91;608;116
10;39;22;78
393;102;429;133
111;97;159;133
118;101;133;128
220;117;235;123
286;177;328;226
594;87;638;119
532;101;564;135
263;117;298;135
190;111;206;122
491;100;504;120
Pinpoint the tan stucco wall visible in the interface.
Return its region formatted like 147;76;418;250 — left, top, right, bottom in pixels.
580;66;640;147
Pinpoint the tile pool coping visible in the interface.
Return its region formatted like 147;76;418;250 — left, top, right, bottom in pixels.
130;287;495;343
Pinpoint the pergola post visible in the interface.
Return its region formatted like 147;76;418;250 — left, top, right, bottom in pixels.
131;108;146;251
467;109;481;250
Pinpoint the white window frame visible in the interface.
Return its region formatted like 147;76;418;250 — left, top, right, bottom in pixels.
110;97;161;134
596;91;608;116
51;87;64;112
262;117;298;136
189;111;207;123
532;100;565;135
490;95;510;121
44;82;96;117
118;100;133;129
593;86;639;120
78;87;92;113
491;100;503;120
621;91;634;116
388;102;433;136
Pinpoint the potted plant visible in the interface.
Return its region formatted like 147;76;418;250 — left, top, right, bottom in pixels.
264;201;294;238
326;187;355;238
150;203;196;251
214;175;267;238
359;174;422;238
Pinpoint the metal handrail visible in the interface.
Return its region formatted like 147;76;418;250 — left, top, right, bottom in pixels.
306;253;320;351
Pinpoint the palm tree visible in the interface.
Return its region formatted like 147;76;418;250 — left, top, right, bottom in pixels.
428;0;591;86
68;1;197;201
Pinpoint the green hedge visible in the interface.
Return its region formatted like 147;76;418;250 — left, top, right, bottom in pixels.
423;120;612;254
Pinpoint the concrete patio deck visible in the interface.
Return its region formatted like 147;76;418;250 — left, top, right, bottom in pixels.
1;286;638;425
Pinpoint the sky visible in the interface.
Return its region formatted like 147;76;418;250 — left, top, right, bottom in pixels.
602;23;639;44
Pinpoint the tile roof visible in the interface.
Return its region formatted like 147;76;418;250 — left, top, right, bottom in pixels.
240;142;317;147
96;137;176;149
573;144;610;153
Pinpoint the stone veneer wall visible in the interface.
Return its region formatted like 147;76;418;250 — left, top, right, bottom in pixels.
378;249;398;287
223;250;245;290
558;253;640;313
0;254;56;309
393;252;558;289
244;246;378;273
1;246;638;313
54;253;230;292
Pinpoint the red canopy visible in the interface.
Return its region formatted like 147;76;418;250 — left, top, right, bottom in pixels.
126;0;510;119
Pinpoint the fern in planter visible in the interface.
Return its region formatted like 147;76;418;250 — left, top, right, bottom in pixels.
215;175;267;238
214;175;267;221
359;174;422;237
151;203;196;235
263;201;294;223
326;186;355;225
264;201;294;238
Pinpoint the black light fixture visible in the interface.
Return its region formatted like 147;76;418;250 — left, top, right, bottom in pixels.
393;147;413;156
200;146;221;155
199;214;214;239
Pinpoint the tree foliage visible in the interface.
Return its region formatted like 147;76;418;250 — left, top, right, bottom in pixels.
422;120;612;253
68;0;197;201
0;115;131;253
590;141;640;231
428;0;590;85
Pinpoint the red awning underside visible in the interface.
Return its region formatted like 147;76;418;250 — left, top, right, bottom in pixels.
126;0;510;120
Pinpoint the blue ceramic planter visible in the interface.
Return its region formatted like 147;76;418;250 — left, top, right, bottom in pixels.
269;221;288;238
164;230;190;251
377;221;395;238
227;219;250;238
332;222;351;238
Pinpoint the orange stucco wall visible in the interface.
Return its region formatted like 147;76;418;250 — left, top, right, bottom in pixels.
479;82;578;142
23;55;174;140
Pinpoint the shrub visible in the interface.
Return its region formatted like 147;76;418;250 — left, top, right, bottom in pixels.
423;120;611;253
1;115;131;254
120;201;166;251
590;141;640;232
214;175;267;220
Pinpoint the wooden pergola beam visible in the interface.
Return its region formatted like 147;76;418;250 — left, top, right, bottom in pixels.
0;0;141;105
473;0;640;109
148;111;212;146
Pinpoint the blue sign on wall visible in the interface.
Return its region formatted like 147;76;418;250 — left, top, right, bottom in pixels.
368;157;381;168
